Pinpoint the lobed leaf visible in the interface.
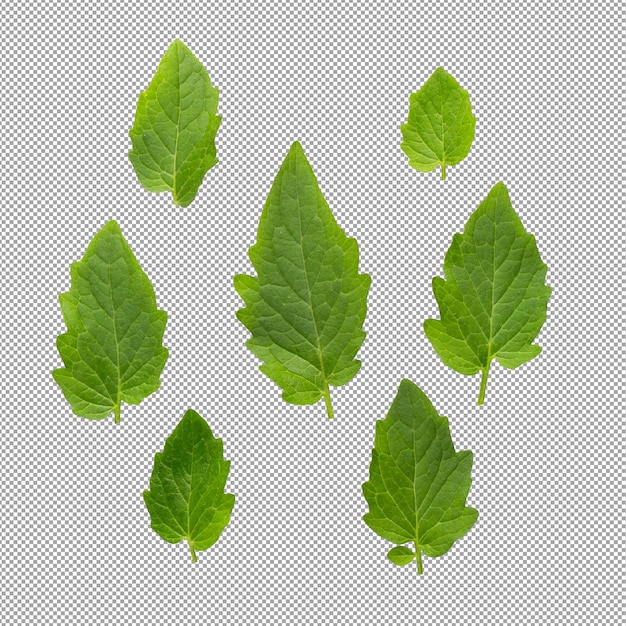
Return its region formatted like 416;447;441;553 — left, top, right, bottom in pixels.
128;39;221;207
424;182;552;404
362;379;478;575
143;409;235;563
234;142;371;419
400;67;475;180
52;221;168;423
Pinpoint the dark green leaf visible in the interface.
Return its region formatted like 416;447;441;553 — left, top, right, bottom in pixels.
143;409;235;563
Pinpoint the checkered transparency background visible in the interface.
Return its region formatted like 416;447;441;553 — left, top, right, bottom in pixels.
1;0;624;624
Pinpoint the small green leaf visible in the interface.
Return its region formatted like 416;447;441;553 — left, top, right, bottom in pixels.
128;39;221;207
424;182;552;405
234;142;371;420
143;409;235;563
362;379;478;575
387;546;416;566
400;67;475;180
52;221;168;424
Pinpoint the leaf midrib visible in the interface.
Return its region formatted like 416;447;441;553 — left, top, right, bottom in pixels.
412;425;421;550
487;202;496;368
105;244;122;416
186;435;194;544
172;45;182;204
439;72;446;168
293;174;329;401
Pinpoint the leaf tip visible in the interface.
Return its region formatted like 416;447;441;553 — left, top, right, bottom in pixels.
397;377;414;392
168;38;188;52
288;141;306;160
489;181;511;208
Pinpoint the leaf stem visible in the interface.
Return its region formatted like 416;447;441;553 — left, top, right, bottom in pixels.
415;545;423;575
440;162;447;180
477;360;492;405
323;388;335;420
187;539;198;563
114;404;121;425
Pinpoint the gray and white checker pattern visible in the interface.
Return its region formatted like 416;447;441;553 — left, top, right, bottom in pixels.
1;1;624;624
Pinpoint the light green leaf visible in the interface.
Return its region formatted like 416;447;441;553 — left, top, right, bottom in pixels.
143;409;235;563
387;546;416;566
362;379;478;575
234;142;371;419
424;182;552;405
52;221;168;423
400;67;475;180
128;39;221;207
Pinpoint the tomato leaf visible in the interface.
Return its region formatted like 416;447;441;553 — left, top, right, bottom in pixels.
424;182;551;404
52;221;168;423
362;379;478;575
128;39;221;207
234;142;371;419
143;409;235;562
400;67;475;180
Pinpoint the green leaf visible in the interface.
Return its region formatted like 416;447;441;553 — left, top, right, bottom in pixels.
128;39;221;207
143;409;235;563
387;546;416;566
362;379;478;575
424;182;552;405
52;221;168;424
234;142;371;420
400;67;475;180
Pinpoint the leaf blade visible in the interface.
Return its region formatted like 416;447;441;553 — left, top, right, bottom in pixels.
52;221;168;423
128;39;221;207
143;409;235;562
424;182;552;404
400;67;475;179
362;379;478;575
234;142;370;419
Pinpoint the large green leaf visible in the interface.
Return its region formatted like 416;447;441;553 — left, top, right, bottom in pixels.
400;67;475;180
234;142;371;419
128;39;221;207
143;409;235;563
52;221;168;423
362;379;478;575
424;182;552;404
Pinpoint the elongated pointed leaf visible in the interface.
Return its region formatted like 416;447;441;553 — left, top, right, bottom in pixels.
143;409;235;563
234;142;371;419
52;221;168;423
362;379;478;575
128;39;221;207
424;182;552;404
400;67;475;180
